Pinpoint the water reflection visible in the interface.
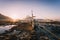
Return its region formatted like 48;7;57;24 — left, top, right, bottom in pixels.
0;25;16;34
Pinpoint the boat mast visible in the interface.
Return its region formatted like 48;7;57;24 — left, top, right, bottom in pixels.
31;10;35;29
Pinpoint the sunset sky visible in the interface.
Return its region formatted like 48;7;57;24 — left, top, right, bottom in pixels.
0;0;60;20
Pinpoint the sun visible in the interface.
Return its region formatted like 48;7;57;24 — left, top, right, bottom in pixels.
10;14;20;21
11;15;18;19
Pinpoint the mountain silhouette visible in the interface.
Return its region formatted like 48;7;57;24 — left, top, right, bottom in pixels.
0;13;12;21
